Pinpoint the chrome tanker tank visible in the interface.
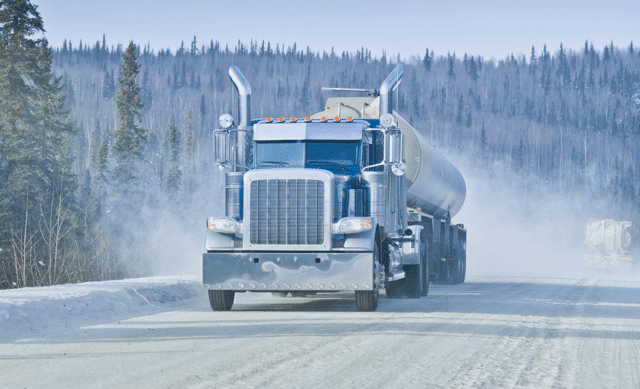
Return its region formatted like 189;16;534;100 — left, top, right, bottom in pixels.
395;113;465;219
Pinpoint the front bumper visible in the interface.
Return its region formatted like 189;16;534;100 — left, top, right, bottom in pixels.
203;251;374;292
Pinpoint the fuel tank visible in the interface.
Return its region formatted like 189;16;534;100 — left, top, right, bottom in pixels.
395;113;466;219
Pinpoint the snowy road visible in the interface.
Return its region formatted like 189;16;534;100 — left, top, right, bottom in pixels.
2;276;640;388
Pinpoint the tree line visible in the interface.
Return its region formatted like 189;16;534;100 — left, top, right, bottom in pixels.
1;0;638;288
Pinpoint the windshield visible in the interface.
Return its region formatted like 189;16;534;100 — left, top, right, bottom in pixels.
255;141;304;166
255;140;360;174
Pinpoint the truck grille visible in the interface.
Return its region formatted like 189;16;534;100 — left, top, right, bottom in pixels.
250;179;324;245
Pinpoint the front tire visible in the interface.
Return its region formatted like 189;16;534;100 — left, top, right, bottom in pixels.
209;290;235;311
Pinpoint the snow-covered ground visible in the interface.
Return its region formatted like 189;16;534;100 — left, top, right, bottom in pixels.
1;275;639;388
0;276;204;342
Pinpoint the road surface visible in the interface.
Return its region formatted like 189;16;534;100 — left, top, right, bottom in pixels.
1;276;639;388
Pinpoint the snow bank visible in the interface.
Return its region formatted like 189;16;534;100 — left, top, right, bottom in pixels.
0;276;204;341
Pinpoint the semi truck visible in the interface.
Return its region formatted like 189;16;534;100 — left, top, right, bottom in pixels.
584;219;634;268
203;64;467;311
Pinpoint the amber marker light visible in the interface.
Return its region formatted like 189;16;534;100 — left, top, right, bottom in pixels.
290;116;297;122
320;117;327;122
347;116;353;122
265;117;273;123
334;116;340;122
278;117;285;122
304;116;311;122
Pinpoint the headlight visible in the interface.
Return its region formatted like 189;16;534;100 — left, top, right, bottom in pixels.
207;217;241;233
332;218;372;234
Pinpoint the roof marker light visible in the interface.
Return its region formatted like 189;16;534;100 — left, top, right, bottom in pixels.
304;116;311;122
347;116;353;122
265;117;273;123
290;117;297;122
320;117;327;122
278;117;285;123
334;116;340;122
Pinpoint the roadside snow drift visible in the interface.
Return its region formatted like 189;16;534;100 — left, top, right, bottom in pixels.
0;276;204;342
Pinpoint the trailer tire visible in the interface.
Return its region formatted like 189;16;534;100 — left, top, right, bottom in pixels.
421;240;430;296
209;290;235;311
356;242;380;311
460;245;466;283
450;249;462;285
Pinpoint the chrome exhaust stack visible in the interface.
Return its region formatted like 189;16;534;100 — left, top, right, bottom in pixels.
379;64;403;117
229;65;251;128
228;65;252;171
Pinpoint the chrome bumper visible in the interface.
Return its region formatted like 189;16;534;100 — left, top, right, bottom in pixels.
203;251;374;291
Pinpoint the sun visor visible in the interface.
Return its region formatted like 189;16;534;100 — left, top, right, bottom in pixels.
254;121;368;141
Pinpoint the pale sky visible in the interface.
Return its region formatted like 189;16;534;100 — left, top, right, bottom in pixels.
36;0;639;61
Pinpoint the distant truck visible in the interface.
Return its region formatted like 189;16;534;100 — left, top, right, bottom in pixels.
584;219;634;268
203;64;467;311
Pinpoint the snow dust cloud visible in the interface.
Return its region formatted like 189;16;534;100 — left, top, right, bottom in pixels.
147;167;226;277
451;152;639;281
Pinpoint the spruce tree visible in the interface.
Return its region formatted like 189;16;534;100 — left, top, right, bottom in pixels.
0;1;77;287
164;116;181;199
111;41;147;213
422;48;432;71
108;41;149;277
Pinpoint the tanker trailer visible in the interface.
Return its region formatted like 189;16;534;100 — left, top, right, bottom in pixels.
203;64;467;311
584;219;633;269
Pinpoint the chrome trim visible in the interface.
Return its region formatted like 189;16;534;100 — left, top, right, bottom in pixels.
203;251;374;291
243;169;333;251
385;271;406;282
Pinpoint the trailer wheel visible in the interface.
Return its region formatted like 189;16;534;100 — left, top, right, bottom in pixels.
449;249;461;285
209;290;235;311
356;242;380;311
421;240;430;296
460;245;467;283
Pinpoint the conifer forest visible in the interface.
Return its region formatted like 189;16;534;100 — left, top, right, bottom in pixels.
1;0;639;288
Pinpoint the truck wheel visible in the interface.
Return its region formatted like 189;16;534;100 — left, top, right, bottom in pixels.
403;239;426;298
209;290;235;311
421;241;430;296
385;280;401;298
356;242;380;311
460;247;466;283
386;239;426;299
447;249;460;285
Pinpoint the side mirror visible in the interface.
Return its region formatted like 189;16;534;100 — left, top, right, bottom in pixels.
388;130;405;176
213;129;229;166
